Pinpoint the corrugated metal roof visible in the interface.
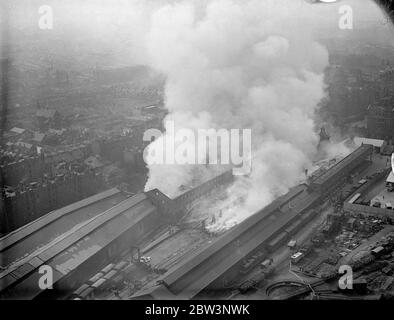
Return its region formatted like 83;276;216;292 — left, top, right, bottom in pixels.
0;193;158;299
159;185;314;298
35;194;149;271
354;137;384;148
0;188;122;253
50;200;156;277
312;144;372;186
165;186;305;287
0;189;126;272
10;264;34;279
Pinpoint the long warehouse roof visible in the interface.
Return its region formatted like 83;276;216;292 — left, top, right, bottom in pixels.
1;194;157;300
0;192;157;299
133;146;374;299
132;185;320;300
312;144;372;186
149;185;310;299
0;188;127;270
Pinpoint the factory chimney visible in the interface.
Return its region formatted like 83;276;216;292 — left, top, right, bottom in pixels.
318;127;330;149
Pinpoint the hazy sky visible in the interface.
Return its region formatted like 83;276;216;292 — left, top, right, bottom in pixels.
5;0;389;28
1;0;393;68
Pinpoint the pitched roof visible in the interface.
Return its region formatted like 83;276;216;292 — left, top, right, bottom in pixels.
32;132;46;143
36;109;57;118
387;171;394;184
10;127;25;134
354;137;384;148
15;142;33;150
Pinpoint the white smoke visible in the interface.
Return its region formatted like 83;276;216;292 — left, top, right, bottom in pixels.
143;0;330;225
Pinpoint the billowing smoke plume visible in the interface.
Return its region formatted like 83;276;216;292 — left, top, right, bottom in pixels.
142;0;330;229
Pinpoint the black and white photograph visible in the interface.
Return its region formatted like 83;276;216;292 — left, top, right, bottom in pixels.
1;0;394;306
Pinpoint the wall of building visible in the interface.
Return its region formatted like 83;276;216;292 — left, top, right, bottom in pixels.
367;96;394;139
0;144;90;186
0;170;103;234
0;134;136;187
97;136;130;162
173;170;234;212
0;133;149;235
310;145;373;194
145;189;174;218
146;170;234;222
344;202;394;221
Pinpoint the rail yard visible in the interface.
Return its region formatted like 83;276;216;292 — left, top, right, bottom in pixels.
3;143;394;300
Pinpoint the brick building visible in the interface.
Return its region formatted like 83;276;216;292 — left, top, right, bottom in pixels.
367;95;394;140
